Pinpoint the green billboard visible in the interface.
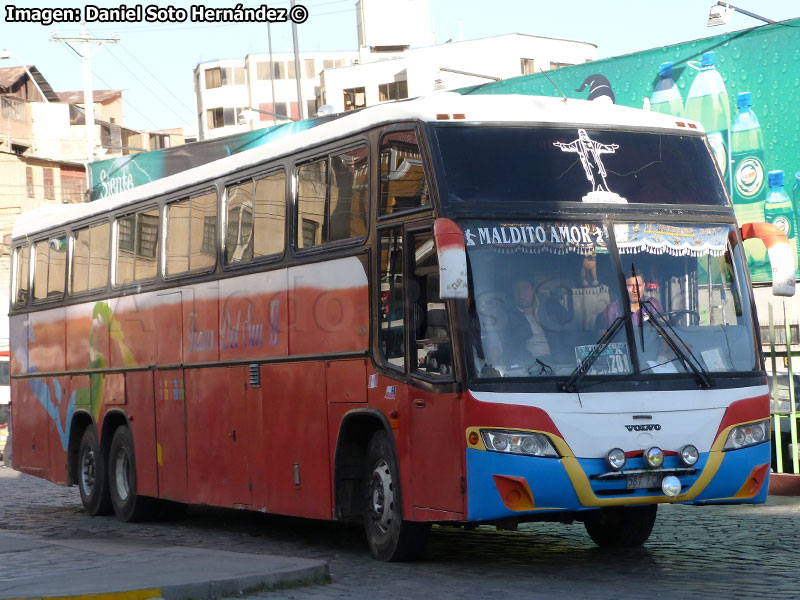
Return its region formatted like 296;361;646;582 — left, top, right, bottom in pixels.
88;117;330;203
461;18;800;283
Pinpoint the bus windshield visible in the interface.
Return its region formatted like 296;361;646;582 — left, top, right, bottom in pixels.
462;220;757;382
433;126;728;206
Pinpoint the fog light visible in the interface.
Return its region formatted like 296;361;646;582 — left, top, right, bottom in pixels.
644;446;664;468
606;448;626;471
662;475;681;497
679;444;699;466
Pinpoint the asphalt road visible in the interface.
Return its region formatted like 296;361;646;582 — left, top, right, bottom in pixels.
2;465;798;600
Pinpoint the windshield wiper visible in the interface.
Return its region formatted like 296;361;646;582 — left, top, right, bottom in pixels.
561;312;630;393
640;300;715;389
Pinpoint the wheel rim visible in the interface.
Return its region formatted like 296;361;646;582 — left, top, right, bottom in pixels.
114;448;131;502
80;448;96;495
369;459;394;534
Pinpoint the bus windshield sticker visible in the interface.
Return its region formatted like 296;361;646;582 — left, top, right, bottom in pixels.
575;342;631;376
614;223;728;257
463;222;605;255
554;129;627;204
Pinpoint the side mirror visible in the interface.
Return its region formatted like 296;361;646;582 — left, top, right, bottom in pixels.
433;218;469;299
740;222;796;297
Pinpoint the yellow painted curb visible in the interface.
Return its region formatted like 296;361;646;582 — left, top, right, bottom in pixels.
4;588;162;600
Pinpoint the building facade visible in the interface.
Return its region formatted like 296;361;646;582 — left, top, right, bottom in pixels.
321;33;597;113
194;51;359;140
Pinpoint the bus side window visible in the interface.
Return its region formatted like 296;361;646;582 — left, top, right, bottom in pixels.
379;228;405;370
411;232;452;378
168;191;217;274
13;245;29;305
297;160;327;248
253;171;286;258
33;236;66;301
226;181;254;263
73;222;109;294
115;209;159;285
380;130;429;216
330;147;368;241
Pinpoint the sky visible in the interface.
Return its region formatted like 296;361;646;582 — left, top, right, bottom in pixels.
1;0;798;133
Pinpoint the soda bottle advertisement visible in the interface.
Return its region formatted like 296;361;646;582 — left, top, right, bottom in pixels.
469;18;800;283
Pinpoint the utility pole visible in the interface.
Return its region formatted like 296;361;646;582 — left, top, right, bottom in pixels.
291;0;304;120
51;24;119;163
267;23;277;126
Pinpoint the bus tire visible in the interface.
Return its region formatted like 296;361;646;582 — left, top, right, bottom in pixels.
584;504;658;548
108;426;155;522
77;426;113;516
363;430;429;561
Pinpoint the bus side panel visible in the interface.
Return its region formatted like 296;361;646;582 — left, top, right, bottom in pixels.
108;294;157;369
47;375;72;485
182;283;219;364
65;305;90;372
154;368;188;502
65;303;109;373
263;361;332;519
219;272;287;361
408;387;464;517
155;292;183;365
10;378;51;476
185;367;250;507
243;366;268;511
288;258;368;355
125;371;158;498
9;314;29;376
28;308;66;374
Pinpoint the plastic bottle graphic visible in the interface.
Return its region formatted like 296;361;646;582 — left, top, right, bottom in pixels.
794;172;800;259
730;92;766;226
650;62;683;117
765;171;797;243
685;52;730;180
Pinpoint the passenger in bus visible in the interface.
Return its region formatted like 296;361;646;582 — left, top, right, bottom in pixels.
602;273;663;327
508;277;552;363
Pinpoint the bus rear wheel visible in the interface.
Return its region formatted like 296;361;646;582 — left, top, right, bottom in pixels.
363;430;429;561
77;426;112;516
108;426;155;522
584;504;658;548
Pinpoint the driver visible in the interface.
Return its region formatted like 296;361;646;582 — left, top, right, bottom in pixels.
507;277;551;362
603;273;663;327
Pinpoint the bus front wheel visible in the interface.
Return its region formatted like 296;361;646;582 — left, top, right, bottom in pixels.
108;426;155;522
583;504;657;548
363;430;430;561
77;426;112;516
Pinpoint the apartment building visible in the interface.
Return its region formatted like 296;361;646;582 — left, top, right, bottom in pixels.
194;51;359;140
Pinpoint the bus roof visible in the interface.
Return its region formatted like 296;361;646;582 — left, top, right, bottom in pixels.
12;93;703;241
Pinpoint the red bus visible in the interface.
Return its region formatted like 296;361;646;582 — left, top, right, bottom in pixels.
9;93;793;560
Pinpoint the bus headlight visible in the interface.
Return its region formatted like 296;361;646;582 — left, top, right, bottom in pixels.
679;444;699;466
723;420;770;450
481;430;559;457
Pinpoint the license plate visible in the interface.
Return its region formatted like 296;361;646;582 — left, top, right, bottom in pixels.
625;473;662;489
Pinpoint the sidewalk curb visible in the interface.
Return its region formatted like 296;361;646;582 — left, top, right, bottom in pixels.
0;532;330;600
1;564;330;600
769;472;800;496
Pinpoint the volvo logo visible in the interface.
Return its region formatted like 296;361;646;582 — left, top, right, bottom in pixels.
625;424;661;432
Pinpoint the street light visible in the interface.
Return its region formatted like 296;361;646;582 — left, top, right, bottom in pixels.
707;2;774;27
0;49;49;103
237;106;297;126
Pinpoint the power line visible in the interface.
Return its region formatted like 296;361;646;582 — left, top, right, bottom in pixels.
115;42;196;115
102;44;194;124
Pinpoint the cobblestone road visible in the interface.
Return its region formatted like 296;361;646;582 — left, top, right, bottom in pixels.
2;465;799;600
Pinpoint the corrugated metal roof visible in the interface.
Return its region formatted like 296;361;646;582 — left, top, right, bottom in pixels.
0;65;60;102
